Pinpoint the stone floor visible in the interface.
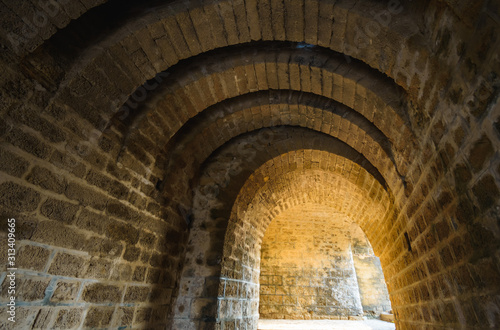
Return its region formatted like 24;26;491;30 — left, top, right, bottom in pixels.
258;319;396;330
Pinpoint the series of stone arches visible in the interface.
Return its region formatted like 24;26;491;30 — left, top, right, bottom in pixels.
0;0;499;329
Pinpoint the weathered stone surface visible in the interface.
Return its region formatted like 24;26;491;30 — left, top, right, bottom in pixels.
134;307;152;325
106;220;140;244
124;285;150;302
65;182;109;210
81;283;123;303
50;150;87;178
40;198;79;224
84;306;114;328
5;129;51;159
259;209;370;319
468;134;494;172
17;245;51;271
48;253;89;278
472;174;499;211
84;236;123;257
0;147;29;177
110;263;133;282
31;308;55;329
111;307;134;328
52;309;83;329
1;275;50;301
0;182;41;212
75;208;107;234
32;221;87;251
133;266;147;282
123;245;141;262
84;257;112;279
0;307;39;329
86;169;129;199
27;166;67;194
50;280;81;303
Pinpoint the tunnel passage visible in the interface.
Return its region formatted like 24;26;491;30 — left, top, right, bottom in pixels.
172;125;396;328
259;204;392;320
0;0;499;330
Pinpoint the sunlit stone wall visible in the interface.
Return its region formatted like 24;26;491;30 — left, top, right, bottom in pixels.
259;206;390;320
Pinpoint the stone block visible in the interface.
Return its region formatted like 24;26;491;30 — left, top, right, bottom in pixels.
65;181;109;210
52;308;83;329
40;198;79;224
140;250;152;264
32;221;87;251
0;306;39;329
86;170;129;199
1;275;49;302
50;150;87;178
106;219;139;244
84;236;123;258
128;191;147;209
110;263;132;282
84;257;112;279
453;163;472;194
111;307;134;328
75;208;107;234
48;253;89;278
123;245;141;262
124;285;150;302
139;230;157;248
32;308;55;329
0;181;41;212
468;134;494;172
50;280;80;303
133;307;152;325
133;266;147;282
9;106;66;143
0;147;29;177
472;174;499;211
81;283;123;303
84;306;114;328
146;267;161;284
6;129;51;159
13;216;37;240
82;148;107;171
17;244;50;271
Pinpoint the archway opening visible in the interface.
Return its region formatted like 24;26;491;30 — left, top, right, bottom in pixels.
258;203;392;322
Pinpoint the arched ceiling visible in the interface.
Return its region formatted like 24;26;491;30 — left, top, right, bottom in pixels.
0;0;472;291
1;1;479;220
2;0;495;275
183;127;394;284
1;1;499;328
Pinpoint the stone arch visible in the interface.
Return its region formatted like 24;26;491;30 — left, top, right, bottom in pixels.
156;90;402;207
216;170;391;327
5;0;433;167
101;43;416;206
173;125;394;328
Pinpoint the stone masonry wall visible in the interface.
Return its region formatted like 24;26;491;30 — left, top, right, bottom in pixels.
0;56;189;329
351;234;392;318
259;206;389;320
